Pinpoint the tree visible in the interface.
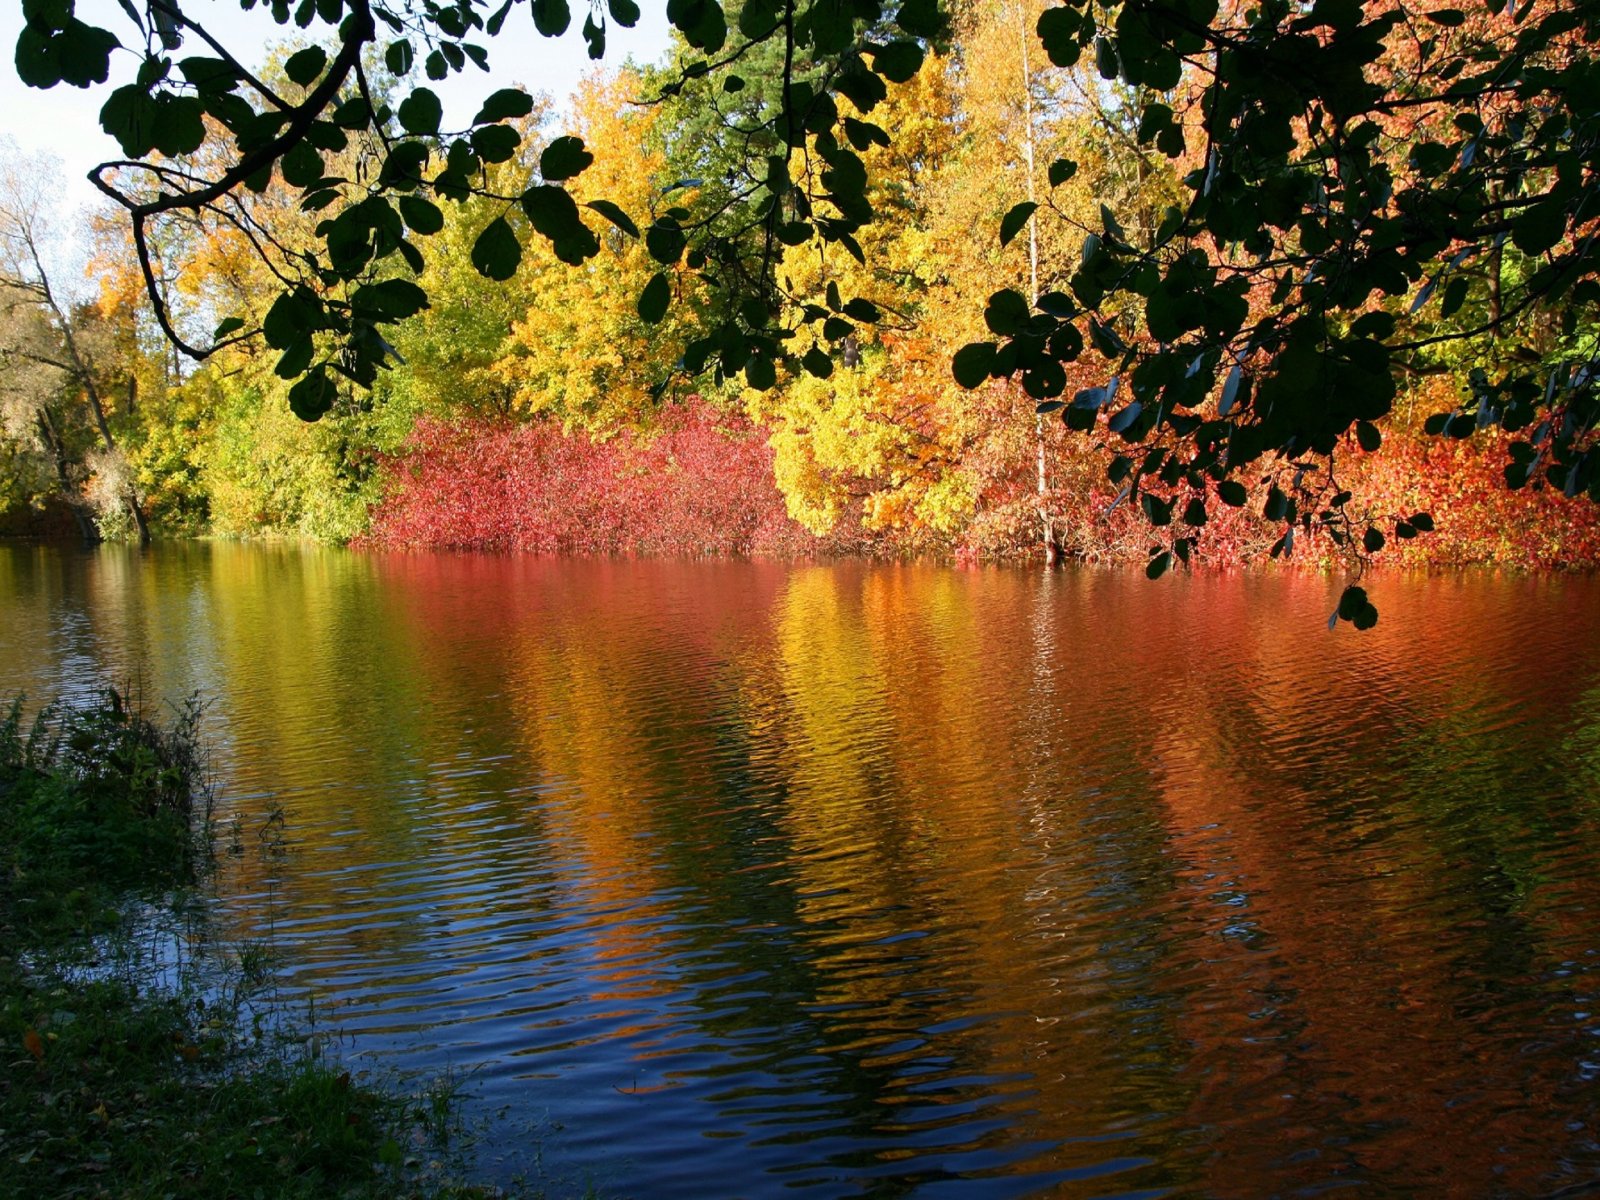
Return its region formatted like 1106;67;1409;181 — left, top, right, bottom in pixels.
14;0;1600;621
0;147;151;543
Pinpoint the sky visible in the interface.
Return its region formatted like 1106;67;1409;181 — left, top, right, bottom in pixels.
0;0;675;224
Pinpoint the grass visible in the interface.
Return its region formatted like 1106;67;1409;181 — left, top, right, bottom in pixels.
0;691;504;1200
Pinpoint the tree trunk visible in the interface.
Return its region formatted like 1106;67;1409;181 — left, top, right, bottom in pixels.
37;407;98;546
1017;1;1060;566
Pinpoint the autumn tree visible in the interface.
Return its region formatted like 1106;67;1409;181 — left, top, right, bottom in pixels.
0;147;151;542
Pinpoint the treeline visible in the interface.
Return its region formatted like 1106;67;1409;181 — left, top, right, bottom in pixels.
1;0;1595;569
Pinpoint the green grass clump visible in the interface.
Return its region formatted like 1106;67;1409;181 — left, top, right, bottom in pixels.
0;691;506;1200
0;690;207;941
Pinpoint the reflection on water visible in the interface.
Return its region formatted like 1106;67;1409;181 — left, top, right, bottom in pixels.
4;543;1600;1196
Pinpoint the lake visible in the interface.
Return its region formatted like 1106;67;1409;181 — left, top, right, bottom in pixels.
4;542;1600;1197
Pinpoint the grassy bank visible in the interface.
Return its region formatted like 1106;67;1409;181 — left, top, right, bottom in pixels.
0;692;496;1199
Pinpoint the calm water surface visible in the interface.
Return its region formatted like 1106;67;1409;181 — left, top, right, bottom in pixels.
4;543;1600;1197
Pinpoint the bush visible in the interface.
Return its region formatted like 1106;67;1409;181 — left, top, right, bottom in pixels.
0;689;209;913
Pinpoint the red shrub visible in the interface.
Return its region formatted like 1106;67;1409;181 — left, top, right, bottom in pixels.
361;401;861;557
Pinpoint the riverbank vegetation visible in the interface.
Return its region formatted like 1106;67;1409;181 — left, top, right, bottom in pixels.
2;0;1597;575
0;692;497;1198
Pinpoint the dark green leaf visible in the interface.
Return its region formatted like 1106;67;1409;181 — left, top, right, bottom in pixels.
474;88;534;123
540;135;593;181
262;291;318;349
351;278;429;320
471;216;522;281
586;199;639;238
280;141;324;188
288;367;337;421
638;271;671;323
398;195;444;234
984;289;1030;336
745;352;776;390
1218;479;1248;507
275;336;314;379
869;40;924;83
1037;6;1082;67
533;0;571;36
1000;201;1037;248
385;40;413;76
284;46;327;87
1355;420;1381;452
471;123;521;162
645;220;687;264
397;87;442;135
952;342;997;388
1146;550;1172;580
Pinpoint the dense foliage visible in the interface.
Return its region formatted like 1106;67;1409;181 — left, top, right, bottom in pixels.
4;0;1599;611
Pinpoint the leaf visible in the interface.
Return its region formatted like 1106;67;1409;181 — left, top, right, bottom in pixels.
284;46;327;87
586;199;639;238
1048;158;1077;187
521;185;586;241
212;316;245;340
1037;7;1082;67
23;1028;44;1062
1107;401;1143;434
279;141;324;188
1363;526;1385;553
399;195;444;235
533;0;571;36
609;0;642;26
745;353;776;390
952;342;997;388
1355;420;1381;452
803;346;834;378
1146;550;1172;580
1410;512;1435;532
275;335;313;379
869;40;924;83
474;88;534;124
471;216;522;281
1336;585;1368;621
471;123;521;163
984;289;1031;336
385;39;413;75
397;87;442;135
540;136;593;181
351;279;429;320
262;291;317;349
1217;479;1248;507
638;271;671;323
1000;201;1037;248
645;220;686;264
1218;363;1242;416
288;367;336;421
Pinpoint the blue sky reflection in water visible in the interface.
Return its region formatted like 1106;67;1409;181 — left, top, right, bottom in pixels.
3;544;1600;1197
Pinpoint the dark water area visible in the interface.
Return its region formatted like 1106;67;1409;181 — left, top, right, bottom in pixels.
4;542;1600;1197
